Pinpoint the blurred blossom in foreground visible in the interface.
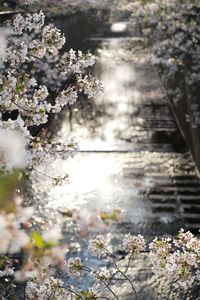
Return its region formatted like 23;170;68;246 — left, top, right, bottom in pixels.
0;127;28;170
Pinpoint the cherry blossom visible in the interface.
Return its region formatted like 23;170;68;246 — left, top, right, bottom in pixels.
65;257;83;277
0;9;102;172
89;235;110;257
122;233;146;254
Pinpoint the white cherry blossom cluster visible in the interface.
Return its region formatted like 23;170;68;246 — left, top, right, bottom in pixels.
149;229;200;287
76;74;103;99
122;233;146;254
53;86;78;112
58;49;96;75
123;0;200;130
94;267;112;284
13;11;45;35
0;222;199;299
149;237;172;273
26;277;70;300
0;10;102;171
0;267;14;277
42;25;66;55
0;6;103;296
89;235;109;257
65;257;83;277
29;134;77;165
23;230;200;299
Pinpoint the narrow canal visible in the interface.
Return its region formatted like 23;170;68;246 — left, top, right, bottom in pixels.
26;13;200;300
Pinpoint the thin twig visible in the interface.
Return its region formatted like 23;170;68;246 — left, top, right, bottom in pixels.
31;166;54;180
83;265;120;300
124;252;134;274
11;99;30;112
103;247;138;300
65;286;84;300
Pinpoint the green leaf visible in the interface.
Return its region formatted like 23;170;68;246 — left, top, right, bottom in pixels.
31;232;44;249
44;240;58;249
155;240;166;247
0;256;10;268
0;171;22;213
100;209;121;223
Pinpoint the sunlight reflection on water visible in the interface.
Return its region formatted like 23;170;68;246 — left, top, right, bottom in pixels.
61;38;142;150
30;36;182;226
110;22;128;33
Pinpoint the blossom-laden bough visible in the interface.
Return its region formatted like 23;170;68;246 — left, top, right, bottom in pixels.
0;8;103;173
118;0;200;130
24;231;200;299
0;1;200;299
